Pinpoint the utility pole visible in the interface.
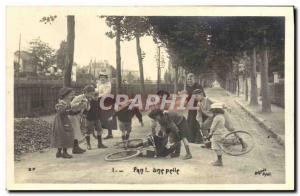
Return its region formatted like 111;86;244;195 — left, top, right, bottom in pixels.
93;59;96;82
17;34;21;71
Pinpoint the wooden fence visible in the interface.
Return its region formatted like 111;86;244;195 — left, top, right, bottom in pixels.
14;81;181;118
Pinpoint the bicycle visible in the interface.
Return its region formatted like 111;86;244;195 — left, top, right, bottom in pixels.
204;130;255;156
104;136;158;162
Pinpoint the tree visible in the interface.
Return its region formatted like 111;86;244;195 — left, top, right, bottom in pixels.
123;17;152;95
28;38;56;73
40;14;76;87
101;16;125;93
64;16;75;87
56;40;67;71
250;47;259;106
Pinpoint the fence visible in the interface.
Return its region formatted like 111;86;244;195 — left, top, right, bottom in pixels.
14;80;181;118
269;82;284;108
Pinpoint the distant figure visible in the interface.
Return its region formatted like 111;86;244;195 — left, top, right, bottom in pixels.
185;73;206;144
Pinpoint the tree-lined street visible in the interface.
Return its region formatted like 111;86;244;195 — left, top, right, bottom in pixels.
14;87;284;184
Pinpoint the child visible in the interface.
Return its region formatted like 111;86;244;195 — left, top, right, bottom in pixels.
148;109;192;160
50;87;75;159
69;85;95;154
112;100;143;142
84;92;107;149
208;103;229;166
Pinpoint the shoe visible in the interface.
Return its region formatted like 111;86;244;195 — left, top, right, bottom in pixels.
98;143;108;148
170;153;180;158
56;152;62;158
87;144;92;150
62;152;73;159
72;146;86;154
86;136;92;150
104;135;113;140
212;160;223;166
182;154;192;160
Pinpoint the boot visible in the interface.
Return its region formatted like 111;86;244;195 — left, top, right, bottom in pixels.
62;148;73;159
86;136;92;150
104;129;113;139
97;135;108;148
182;145;192;160
212;155;223;166
170;142;181;158
56;148;62;158
72;139;86;154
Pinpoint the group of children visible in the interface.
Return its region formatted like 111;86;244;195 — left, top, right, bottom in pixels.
50;83;236;167
50;84;144;159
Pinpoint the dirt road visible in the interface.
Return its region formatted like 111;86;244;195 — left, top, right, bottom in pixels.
14;87;285;185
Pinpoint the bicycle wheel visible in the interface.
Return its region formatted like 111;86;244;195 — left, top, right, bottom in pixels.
219;130;255;156
104;150;141;161
114;139;143;149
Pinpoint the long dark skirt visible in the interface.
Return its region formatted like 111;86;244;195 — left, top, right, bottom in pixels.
51;113;74;148
187;110;202;143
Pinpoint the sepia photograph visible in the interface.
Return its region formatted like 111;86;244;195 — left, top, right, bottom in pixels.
6;6;294;191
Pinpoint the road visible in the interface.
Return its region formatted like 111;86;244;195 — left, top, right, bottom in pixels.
14;87;285;185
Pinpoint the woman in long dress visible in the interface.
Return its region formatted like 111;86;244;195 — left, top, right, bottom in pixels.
96;74;117;139
185;73;206;144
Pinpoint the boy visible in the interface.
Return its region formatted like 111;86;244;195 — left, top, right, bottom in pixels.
84;92;107;150
148;109;192;160
112;100;144;141
69;85;95;154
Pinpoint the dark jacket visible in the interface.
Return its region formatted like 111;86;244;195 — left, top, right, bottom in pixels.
114;105;143;123
84;98;101;121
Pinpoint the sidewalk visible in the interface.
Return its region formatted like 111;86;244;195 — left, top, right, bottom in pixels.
228;92;285;145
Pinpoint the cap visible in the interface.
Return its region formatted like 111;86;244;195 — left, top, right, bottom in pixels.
210;102;225;110
58;87;73;99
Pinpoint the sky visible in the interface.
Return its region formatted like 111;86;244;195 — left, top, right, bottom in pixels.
7;10;168;80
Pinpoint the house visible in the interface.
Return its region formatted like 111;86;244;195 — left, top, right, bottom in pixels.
14;51;36;73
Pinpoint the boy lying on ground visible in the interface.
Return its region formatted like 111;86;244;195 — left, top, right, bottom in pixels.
148;109;192;160
120;131;181;158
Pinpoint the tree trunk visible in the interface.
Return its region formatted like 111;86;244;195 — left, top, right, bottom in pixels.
135;35;145;95
157;46;161;91
64;15;75;87
237;78;240;96
245;75;248;101
261;46;272;112
115;21;122;93
174;64;178;93
250;47;258;106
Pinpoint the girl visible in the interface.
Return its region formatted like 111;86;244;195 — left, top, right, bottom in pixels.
208;103;229;166
51;87;75;159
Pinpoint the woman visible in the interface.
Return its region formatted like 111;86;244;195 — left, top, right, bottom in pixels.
96;74;117;139
185;73;206;143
